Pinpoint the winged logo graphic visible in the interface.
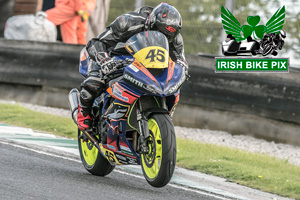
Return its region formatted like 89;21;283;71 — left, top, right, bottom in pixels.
221;6;286;56
221;5;285;41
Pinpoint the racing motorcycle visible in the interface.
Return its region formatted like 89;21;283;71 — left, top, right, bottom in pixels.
68;31;186;187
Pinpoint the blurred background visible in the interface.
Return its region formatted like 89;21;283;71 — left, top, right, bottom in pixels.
108;0;300;67
102;0;296;70
0;0;299;66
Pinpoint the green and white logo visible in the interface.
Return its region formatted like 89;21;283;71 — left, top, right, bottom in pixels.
217;5;289;73
221;5;285;42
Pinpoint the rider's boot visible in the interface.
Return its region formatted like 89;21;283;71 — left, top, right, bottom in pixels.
77;104;92;130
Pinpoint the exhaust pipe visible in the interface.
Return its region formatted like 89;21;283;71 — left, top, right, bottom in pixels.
68;88;80;124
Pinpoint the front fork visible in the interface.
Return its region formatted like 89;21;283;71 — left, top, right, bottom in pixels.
136;98;167;154
136;101;150;154
136;99;150;154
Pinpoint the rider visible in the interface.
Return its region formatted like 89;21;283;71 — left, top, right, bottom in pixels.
77;3;189;130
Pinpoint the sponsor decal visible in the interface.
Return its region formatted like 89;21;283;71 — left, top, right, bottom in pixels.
115;153;127;161
127;157;138;165
124;73;158;94
128;64;139;72
113;85;129;103
124;74;144;88
165;26;176;33
115;153;138;164
168;71;186;94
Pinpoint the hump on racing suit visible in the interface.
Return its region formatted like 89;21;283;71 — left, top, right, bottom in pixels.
84;5;187;64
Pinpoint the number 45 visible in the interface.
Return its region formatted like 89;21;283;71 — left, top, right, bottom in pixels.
145;49;165;62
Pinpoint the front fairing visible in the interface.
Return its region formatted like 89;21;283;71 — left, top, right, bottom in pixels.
123;31;186;96
164;63;186;95
123;62;185;96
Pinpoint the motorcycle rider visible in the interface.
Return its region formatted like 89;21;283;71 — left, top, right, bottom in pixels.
77;2;189;130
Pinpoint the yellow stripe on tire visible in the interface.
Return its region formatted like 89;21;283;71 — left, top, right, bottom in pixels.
141;118;163;179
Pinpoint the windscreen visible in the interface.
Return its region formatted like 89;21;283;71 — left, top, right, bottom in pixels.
125;31;169;54
125;31;169;69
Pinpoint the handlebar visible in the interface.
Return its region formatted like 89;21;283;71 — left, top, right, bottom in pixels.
103;58;134;80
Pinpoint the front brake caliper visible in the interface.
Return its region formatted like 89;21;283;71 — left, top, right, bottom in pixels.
138;134;150;154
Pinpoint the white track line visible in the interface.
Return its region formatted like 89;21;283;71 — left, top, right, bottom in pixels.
0;141;233;200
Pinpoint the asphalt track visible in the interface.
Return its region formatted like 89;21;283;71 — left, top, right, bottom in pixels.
0;125;292;200
0;141;221;200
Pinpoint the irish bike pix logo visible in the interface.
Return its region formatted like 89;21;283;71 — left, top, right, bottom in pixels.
216;5;289;73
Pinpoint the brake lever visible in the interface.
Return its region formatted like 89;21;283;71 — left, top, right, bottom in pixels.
102;60;128;80
115;58;134;69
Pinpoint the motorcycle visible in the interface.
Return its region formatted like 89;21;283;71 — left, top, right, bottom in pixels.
68;31;186;187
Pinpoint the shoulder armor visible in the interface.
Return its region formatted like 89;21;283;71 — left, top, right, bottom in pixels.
173;33;184;47
170;33;186;62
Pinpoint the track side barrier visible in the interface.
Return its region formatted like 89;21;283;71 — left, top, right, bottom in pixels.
0;39;299;145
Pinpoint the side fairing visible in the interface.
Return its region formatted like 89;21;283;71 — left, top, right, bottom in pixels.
164;63;186;95
79;47;89;77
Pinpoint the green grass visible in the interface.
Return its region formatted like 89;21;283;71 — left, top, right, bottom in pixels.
177;138;300;199
0;103;77;138
0;102;300;199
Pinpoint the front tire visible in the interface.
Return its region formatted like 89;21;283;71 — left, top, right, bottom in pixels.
78;129;114;176
141;114;177;187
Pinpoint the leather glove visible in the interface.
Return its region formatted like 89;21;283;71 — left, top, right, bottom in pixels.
96;52;116;75
176;59;188;69
176;59;190;80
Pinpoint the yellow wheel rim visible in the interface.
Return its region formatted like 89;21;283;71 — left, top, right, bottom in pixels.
141;118;162;179
80;134;99;166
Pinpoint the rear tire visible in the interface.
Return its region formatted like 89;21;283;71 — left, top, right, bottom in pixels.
78;129;114;176
141;114;177;187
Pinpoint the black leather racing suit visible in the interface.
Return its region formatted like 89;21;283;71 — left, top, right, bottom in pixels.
79;6;188;110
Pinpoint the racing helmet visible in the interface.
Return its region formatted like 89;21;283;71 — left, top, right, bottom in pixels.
146;3;182;42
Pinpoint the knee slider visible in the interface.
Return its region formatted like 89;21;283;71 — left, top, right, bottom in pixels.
80;88;93;102
81;76;105;94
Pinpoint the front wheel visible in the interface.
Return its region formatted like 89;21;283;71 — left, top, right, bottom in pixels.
78;129;115;176
141;114;177;187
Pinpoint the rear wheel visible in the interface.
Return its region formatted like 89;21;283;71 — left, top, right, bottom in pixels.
141;114;177;187
78;129;114;176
